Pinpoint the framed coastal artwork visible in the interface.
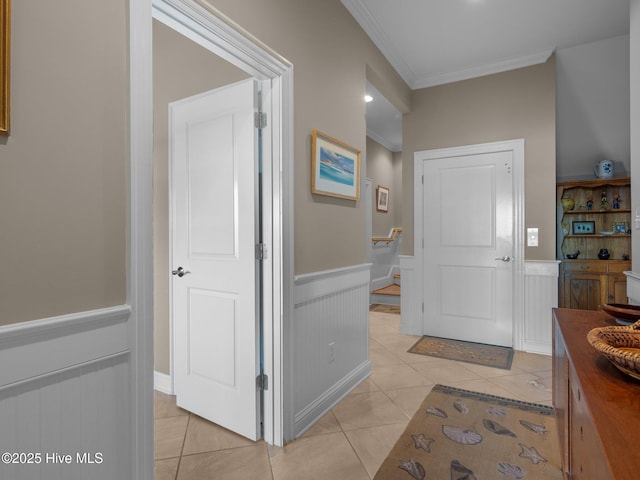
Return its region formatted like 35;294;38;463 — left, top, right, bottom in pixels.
0;0;9;136
376;185;389;212
311;130;361;200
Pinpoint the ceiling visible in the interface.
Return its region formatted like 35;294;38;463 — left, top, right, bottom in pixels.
351;0;630;151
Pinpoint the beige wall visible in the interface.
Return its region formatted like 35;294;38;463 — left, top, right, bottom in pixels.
207;0;410;274
153;21;249;374
632;0;640;273
0;0;128;325
403;58;557;261
367;137;402;235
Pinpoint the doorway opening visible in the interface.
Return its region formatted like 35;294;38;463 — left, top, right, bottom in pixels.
150;0;293;446
365;80;404;308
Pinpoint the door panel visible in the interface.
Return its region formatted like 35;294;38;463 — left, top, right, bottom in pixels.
171;79;260;441
423;150;513;347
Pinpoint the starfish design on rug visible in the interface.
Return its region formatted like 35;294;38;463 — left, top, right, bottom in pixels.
518;443;548;464
411;433;434;452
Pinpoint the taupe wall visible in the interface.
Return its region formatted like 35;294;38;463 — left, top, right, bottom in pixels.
0;0;128;325
403;58;557;261
556;35;630;180
153;21;249;374
207;0;410;274
367;137;402;235
631;0;640;274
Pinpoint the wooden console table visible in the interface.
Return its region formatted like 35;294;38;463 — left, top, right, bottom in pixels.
553;308;640;479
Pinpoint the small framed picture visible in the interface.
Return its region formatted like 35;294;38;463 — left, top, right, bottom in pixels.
613;222;628;234
572;221;595;235
376;185;389;212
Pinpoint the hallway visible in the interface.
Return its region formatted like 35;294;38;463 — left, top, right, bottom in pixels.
155;310;553;479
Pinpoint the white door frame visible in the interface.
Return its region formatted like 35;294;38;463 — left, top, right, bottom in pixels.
130;0;293;454
413;139;525;350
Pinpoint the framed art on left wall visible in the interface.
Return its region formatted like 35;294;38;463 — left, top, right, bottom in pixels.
311;129;361;200
0;0;10;136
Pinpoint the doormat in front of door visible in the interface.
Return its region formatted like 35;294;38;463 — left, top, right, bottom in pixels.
408;336;514;370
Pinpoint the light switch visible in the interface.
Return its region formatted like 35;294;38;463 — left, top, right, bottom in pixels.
527;228;539;247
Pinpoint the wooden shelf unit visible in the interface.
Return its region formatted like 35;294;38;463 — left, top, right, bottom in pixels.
557;178;631;310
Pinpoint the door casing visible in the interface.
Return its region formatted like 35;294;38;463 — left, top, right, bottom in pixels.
149;0;294;446
413;139;525;350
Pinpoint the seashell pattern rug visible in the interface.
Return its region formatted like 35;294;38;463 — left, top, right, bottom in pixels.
374;384;562;480
408;336;514;370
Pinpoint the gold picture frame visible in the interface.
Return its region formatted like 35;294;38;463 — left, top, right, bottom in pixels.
0;0;10;136
311;130;361;200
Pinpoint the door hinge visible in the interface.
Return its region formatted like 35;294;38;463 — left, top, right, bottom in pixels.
256;243;268;261
255;112;267;129
256;373;269;390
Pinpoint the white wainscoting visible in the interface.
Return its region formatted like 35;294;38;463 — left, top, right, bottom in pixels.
399;255;420;335
523;261;559;355
0;306;132;480
292;264;371;438
399;256;559;354
625;270;640;304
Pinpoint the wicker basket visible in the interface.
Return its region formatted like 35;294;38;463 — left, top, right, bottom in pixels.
587;320;640;380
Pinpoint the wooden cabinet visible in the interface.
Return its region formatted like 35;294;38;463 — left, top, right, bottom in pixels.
557;178;631;310
559;260;630;309
553;309;640;479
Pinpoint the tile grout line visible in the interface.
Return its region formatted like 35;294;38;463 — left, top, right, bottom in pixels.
173;413;192;480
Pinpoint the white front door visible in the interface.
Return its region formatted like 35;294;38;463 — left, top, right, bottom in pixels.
171;79;261;440
421;145;516;347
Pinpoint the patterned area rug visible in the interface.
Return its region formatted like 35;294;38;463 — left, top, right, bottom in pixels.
408;336;514;370
374;384;562;480
370;304;401;315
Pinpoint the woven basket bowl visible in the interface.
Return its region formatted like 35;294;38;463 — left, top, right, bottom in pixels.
587;320;640;380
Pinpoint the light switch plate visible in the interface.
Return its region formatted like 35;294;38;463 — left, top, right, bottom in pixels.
527;228;539;247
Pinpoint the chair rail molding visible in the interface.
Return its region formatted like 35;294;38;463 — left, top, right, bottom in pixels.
0;306;133;480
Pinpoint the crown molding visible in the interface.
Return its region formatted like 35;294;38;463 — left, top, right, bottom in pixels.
343;0;555;90
412;49;554;89
342;0;417;87
366;128;402;153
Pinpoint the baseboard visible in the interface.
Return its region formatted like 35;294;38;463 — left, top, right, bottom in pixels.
293;360;371;438
154;370;173;395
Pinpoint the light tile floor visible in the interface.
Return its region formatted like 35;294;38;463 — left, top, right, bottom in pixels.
155;310;553;479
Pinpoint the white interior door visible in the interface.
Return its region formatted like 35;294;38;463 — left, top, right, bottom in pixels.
171;79;260;440
422;149;514;347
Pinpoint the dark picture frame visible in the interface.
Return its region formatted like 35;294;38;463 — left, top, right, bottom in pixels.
572;220;595;235
376;185;389;212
